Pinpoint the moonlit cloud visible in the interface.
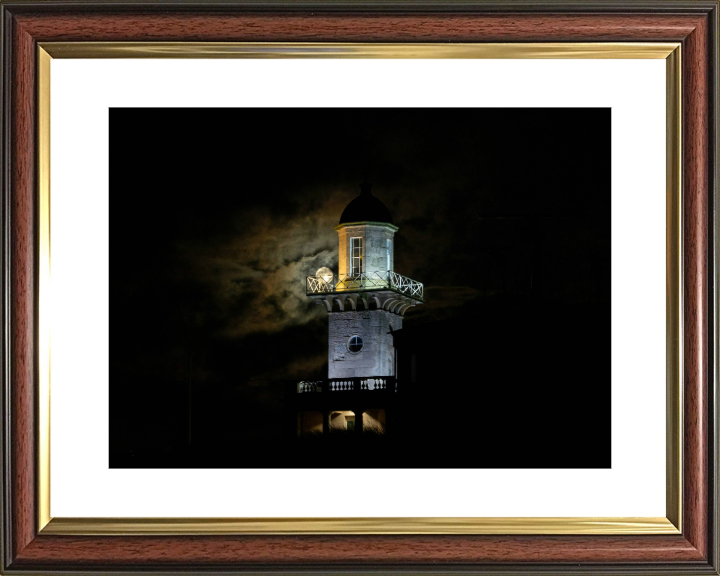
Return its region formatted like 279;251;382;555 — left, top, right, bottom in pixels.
176;191;350;338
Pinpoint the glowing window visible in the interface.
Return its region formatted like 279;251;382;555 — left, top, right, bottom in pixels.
348;335;364;353
386;239;392;272
350;237;363;275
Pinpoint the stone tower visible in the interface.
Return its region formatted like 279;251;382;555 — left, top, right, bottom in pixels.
306;183;424;381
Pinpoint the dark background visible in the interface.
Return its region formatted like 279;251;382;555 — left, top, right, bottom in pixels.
110;108;611;468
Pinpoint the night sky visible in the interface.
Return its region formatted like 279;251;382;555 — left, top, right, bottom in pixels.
110;108;610;468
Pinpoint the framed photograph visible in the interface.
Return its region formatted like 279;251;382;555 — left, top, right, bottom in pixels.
1;1;717;574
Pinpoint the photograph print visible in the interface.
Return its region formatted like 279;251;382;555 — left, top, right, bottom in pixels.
110;107;611;469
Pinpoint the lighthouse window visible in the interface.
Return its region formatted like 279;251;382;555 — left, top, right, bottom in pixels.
348;335;364;353
350;237;363;275
386;239;392;272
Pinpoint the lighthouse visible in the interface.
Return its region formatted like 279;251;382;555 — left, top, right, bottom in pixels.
306;183;424;382
295;183;424;434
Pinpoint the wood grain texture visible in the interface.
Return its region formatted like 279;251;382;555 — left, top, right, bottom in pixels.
2;4;717;573
8;534;708;567
9;14;37;563
13;12;704;42
681;11;710;562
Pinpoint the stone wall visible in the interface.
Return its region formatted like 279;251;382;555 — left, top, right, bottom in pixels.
328;309;402;378
336;224;396;277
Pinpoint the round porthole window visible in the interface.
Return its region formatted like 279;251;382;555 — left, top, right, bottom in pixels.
348;335;364;353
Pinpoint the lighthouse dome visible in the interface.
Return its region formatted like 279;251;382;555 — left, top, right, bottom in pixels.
339;183;393;226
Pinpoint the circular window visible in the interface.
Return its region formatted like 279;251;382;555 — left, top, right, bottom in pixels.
348;335;364;353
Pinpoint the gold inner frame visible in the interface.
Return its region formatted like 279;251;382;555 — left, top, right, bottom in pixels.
36;42;682;536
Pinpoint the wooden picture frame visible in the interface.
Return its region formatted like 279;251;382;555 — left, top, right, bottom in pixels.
1;1;717;573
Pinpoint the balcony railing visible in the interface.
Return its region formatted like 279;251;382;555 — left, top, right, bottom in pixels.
298;377;396;394
306;271;423;300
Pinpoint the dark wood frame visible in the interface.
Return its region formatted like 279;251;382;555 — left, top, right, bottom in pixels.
1;1;718;573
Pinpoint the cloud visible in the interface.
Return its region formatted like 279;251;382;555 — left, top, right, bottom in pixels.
175;191;349;338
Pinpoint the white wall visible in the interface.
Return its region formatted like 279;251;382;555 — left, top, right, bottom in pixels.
328;310;401;378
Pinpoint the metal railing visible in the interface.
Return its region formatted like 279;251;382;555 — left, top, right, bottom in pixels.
387;271;424;299
297;377;396;393
306;271;423;300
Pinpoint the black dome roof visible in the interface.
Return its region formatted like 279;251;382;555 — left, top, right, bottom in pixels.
339;183;393;225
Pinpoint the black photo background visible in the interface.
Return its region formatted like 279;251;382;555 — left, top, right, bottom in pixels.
110;108;610;468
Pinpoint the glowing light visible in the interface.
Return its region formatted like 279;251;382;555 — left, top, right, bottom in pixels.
316;267;334;284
